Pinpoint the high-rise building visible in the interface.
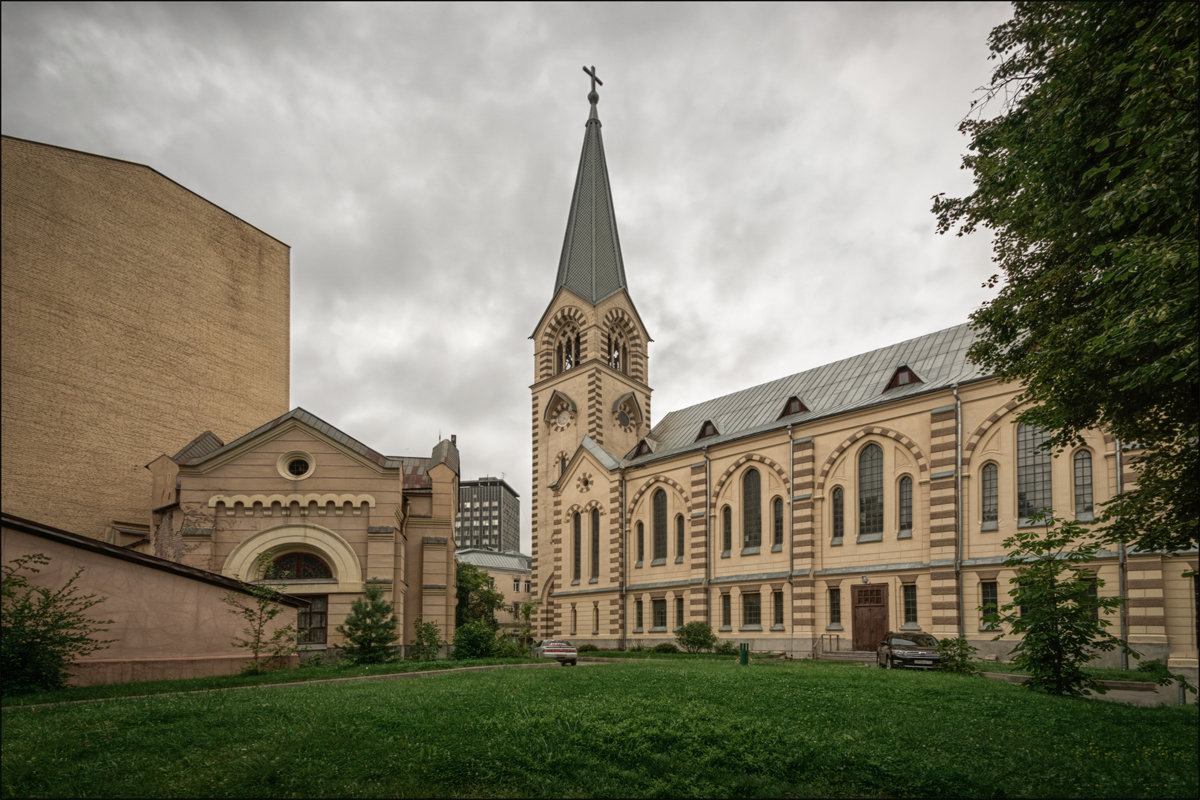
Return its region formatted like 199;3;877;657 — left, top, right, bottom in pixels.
456;477;520;553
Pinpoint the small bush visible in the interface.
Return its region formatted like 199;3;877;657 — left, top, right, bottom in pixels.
453;620;495;659
490;637;526;659
653;642;679;654
629;642;644;652
409;615;444;661
577;643;599;652
675;622;718;653
714;640;738;656
936;636;980;675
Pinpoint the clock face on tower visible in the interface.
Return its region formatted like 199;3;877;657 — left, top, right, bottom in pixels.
554;409;572;429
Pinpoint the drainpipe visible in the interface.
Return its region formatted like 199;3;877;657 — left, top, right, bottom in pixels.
620;469;628;651
952;384;965;638
703;446;712;627
1115;440;1128;670
787;423;796;659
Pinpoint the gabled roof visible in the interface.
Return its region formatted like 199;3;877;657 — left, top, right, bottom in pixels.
553;87;627;305
168;407;449;490
631;323;988;464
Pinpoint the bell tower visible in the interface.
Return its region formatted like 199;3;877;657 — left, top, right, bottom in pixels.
529;68;652;628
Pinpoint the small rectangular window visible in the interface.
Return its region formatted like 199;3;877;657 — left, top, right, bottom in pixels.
742;593;761;628
981;581;998;629
297;596;328;645
675;596;684;629
513;578;520;592
721;594;731;628
635;599;643;631
652;599;667;630
773;590;784;627
903;584;918;625
524;580;530;593
829;587;841;626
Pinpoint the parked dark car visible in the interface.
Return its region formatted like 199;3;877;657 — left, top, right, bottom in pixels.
877;631;940;669
533;639;578;666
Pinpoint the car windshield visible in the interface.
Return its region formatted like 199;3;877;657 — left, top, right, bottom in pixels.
892;634;938;647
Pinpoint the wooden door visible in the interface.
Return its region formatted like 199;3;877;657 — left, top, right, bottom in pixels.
852;584;888;651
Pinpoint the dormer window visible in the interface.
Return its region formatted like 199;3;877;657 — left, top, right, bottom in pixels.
695;420;719;441
777;395;809;419
885;366;922;391
633;439;654;458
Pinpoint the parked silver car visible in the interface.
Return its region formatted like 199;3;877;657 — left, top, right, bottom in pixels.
534;639;578;666
877;631;940;669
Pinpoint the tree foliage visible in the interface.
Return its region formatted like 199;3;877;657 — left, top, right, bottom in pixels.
454;561;505;629
1;553;114;695
409;614;445;661
452;619;496;659
335;584;399;664
675;621;718;654
933;2;1198;553
223;553;297;674
986;516;1133;696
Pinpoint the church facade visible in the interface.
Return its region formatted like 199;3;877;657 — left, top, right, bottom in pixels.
530;81;1198;674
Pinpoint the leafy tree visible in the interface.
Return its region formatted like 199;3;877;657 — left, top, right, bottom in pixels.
452;619;496;659
675;621;718;654
454;561;505;629
223;553;296;674
1;553;114;695
933;2;1199;554
409;614;445;661
335;584;399;664
986;515;1134;696
516;600;538;649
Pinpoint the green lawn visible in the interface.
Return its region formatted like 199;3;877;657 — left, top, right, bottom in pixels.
2;660;1196;798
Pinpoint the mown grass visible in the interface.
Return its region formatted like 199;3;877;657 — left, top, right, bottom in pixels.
3;660;1195;798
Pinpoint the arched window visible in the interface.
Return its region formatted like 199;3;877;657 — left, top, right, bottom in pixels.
590;508;600;579
743;468;762;549
572;512;582;582
606;330;628;374
772;497;784;548
636;521;644;564
272;552;332;580
832;488;844;542
898;476;913;535
556;327;581;374
675;514;685;561
1017;424;1052;523
981;463;999;530
858;444;883;538
1074;449;1094;522
652;489;667;562
721;505;732;553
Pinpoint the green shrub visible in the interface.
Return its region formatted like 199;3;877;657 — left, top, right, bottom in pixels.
629;642;644;652
653;642;679;654
936;636;980;675
490;637;526;659
714;640;738;656
1;553;113;695
675;622;717;653
577;643;599;652
453;620;495;659
409;615;444;661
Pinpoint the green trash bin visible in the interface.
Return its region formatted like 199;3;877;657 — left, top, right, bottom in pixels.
738;642;749;665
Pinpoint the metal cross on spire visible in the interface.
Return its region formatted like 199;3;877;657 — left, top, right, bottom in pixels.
582;65;602;104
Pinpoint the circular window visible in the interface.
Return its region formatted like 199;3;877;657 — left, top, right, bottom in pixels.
617;410;630;427
277;451;315;480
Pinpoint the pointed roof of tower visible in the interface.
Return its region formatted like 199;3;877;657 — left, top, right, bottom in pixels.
554;67;628;304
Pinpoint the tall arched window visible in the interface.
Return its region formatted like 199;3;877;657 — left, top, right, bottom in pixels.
572;512;582;582
590;508;600;579
606;330;628;374
858;444;883;538
721;505;732;553
772;497;784;548
981;463;999;530
556;327;581;374
898;476;913;535
652;489;667;562
675;514;685;561
743;468;762;549
636;521;644;564
1073;449;1094;522
1017;423;1052;523
831;487;844;542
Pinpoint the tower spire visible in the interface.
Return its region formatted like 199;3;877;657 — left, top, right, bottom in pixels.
554;66;628;304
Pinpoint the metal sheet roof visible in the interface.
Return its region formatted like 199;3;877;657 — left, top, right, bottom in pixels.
630;322;987;463
456;548;531;572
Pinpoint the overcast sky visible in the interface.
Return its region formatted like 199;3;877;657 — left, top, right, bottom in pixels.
2;1;1013;554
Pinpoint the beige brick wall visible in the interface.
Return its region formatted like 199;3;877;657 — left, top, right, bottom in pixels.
1;136;289;541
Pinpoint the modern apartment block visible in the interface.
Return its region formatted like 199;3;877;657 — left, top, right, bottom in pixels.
456;477;520;553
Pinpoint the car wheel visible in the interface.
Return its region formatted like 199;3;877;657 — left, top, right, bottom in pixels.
569;660;577;666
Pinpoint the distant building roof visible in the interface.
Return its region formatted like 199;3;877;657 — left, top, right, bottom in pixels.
629;322;989;464
456;548;531;573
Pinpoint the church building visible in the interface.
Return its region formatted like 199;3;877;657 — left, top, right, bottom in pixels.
529;74;1197;675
